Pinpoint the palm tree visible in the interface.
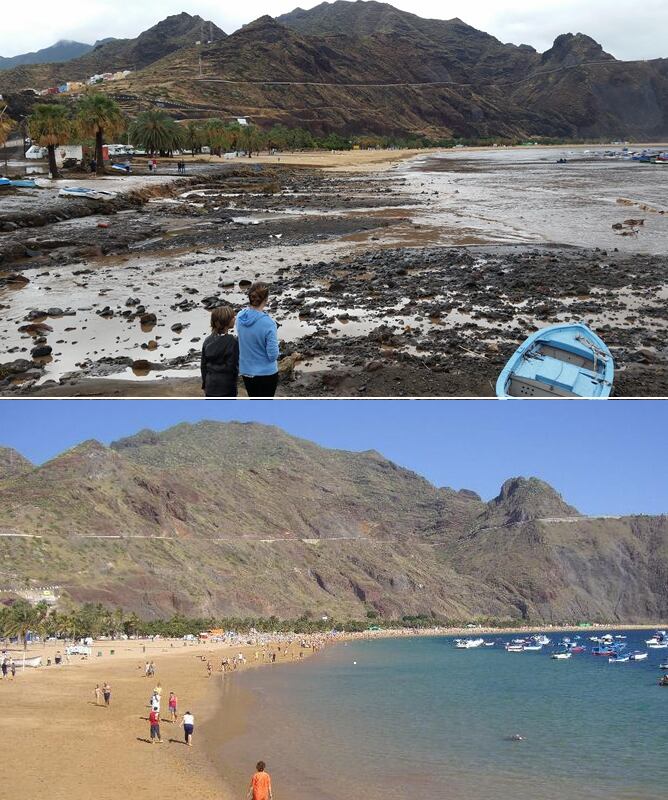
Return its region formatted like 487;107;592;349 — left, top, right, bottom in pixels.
204;118;232;156
0;106;15;149
184;121;203;155
27;104;71;179
129;110;183;156
239;124;265;158
76;93;125;175
4;600;48;661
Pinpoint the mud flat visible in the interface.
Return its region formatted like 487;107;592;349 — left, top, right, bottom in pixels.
1;154;667;397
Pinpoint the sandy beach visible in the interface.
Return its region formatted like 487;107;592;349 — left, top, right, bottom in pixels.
1;622;664;799
0;636;314;800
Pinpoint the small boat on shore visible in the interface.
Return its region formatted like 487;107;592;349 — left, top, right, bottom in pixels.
496;323;614;398
58;186;118;201
8;178;38;188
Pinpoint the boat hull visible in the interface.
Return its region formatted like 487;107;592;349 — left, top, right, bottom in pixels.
496;323;614;399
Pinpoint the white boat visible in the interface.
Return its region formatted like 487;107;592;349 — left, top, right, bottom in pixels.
649;643;668;649
522;644;543;651
58;186;118;201
483;642;495;647
645;630;667;644
609;655;630;663
552;652;571;660
534;635;551;645
629;653;648;661
506;644;524;652
659;663;668;669
454;638;485;649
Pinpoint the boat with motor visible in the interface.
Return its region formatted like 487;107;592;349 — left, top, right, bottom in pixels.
568;644;586;654
629;652;648;661
534;635;551;646
522;644;543;651
552;652;571;660
496;323;614;398
505;643;525;652
659;663;668;669
454;638;485;649
58;186;118;201
646;631;668;647
609;653;630;663
483;641;495;647
659;675;668;686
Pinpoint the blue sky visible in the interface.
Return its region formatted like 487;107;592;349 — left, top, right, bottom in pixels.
0;400;665;517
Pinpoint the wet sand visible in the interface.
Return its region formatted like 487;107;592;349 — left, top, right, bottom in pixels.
2;148;667;397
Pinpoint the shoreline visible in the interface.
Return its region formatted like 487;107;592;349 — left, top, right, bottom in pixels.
2;622;665;798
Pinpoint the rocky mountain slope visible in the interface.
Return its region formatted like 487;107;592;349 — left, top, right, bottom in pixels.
0;422;665;623
0;13;225;92
0;40;96;71
1;3;666;139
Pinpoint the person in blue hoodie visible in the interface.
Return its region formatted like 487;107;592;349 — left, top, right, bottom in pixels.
236;282;280;397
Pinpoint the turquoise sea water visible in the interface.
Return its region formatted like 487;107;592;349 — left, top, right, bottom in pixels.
215;632;668;800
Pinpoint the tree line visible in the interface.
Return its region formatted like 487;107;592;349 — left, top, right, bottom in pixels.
1;599;602;647
1;93;624;181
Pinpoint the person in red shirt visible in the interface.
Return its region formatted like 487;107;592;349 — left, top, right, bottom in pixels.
247;761;272;800
149;708;162;743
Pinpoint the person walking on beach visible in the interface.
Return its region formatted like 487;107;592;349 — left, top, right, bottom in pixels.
247;761;273;800
168;691;178;722
149;707;162;743
200;306;239;397
182;711;194;746
236;283;280;398
94;684;102;705
103;682;111;707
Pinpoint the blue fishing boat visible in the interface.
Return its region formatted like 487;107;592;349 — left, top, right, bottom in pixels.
8;179;38;188
496;323;614;398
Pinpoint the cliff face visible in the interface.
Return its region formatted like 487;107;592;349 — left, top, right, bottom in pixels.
2;4;666;139
0;422;665;623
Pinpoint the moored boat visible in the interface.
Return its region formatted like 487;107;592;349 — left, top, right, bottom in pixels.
454;638;485;649
496;323;614;398
608;654;630;663
552;652;571;660
629;652;648;661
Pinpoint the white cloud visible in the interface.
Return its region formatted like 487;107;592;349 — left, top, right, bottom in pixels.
1;0;667;60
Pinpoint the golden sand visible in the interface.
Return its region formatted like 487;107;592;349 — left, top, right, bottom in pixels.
0;638;308;800
2;624;662;798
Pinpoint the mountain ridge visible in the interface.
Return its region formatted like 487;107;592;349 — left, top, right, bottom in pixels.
0;421;665;623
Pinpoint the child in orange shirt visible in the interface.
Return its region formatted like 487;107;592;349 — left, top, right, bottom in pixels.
247;761;272;800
